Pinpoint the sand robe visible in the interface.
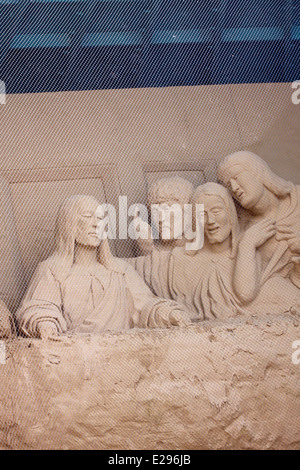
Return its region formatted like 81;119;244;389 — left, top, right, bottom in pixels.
16;257;184;337
241;185;300;289
170;246;300;321
127;248;172;299
169;247;246;321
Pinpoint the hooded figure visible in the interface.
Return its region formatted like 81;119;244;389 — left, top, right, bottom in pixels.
16;195;190;339
218;151;300;289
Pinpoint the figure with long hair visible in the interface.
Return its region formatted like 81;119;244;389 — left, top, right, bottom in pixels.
218;151;300;290
16;195;191;339
169;183;299;320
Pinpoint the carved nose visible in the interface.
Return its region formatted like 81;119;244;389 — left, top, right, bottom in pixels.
230;178;239;192
207;213;215;224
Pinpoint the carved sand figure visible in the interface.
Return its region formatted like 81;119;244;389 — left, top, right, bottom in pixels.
218;151;300;290
16;195;191;339
169;183;299;320
169;183;245;320
128;177;194;298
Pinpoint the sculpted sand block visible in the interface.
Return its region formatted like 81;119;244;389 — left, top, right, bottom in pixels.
16;195;191;339
128;166;299;319
0;153;299;450
1;314;300;450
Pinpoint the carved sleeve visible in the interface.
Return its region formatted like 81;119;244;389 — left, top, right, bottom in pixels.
16;262;68;338
122;262;190;328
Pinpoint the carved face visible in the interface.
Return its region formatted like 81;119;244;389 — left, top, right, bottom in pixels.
226;165;265;210
75;199;102;247
203;195;232;245
152;197;184;241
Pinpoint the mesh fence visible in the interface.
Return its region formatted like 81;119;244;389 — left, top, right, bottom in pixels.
0;0;299;451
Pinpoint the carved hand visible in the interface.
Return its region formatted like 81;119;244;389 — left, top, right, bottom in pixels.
242;218;277;248
169;309;192;327
37;321;59;340
153;304;191;328
276;225;300;258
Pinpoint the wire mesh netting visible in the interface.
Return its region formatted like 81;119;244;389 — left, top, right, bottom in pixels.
0;0;299;451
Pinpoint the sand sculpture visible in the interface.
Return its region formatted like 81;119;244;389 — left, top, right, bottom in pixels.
16;195;191;339
15;157;300;336
0;158;299;451
128;177;194;298
169;183;299;320
218;151;300;291
170;183;245;319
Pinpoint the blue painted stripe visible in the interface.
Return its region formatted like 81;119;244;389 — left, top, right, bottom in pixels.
11;33;71;49
81;31;143;47
1;0;299;94
222;27;284;42
151;29;211;45
0;0;147;3
292;26;300;40
0;0;89;3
